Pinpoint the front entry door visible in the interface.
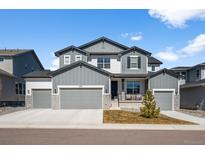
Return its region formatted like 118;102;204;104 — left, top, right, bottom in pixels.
111;81;118;99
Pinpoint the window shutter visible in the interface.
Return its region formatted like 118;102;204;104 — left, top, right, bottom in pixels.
138;57;141;69
127;57;130;68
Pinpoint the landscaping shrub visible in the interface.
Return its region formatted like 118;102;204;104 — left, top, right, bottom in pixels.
140;90;160;118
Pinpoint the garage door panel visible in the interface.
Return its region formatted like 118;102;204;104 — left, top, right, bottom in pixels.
60;88;102;109
32;89;51;108
154;91;173;110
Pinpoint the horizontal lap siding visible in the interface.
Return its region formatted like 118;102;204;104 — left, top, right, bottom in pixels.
181;86;205;110
53;65;110;93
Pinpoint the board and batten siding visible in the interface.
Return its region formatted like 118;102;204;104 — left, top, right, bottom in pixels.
13;52;43;78
121;50;147;74
59;49;87;68
149;73;179;94
88;55;121;73
53;65;110;93
82;41;124;53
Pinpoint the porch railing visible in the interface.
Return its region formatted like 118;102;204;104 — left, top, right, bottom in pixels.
118;92;144;103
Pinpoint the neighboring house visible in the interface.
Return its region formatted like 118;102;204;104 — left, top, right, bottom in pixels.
171;63;205;110
24;37;180;111
0;49;44;106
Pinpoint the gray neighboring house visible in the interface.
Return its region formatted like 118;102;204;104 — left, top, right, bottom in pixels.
24;36;181;110
171;63;205;110
0;49;44;106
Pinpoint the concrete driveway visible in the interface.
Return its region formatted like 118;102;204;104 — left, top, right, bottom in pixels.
0;109;103;125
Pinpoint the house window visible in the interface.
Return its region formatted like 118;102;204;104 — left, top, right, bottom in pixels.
197;70;200;78
127;56;141;69
75;55;82;61
151;66;155;71
64;55;70;65
15;83;25;95
97;57;110;69
181;72;186;77
0;57;4;62
127;81;140;94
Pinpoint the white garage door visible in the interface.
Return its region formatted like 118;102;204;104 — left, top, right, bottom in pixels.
154;90;174;111
60;88;103;109
32;89;51;108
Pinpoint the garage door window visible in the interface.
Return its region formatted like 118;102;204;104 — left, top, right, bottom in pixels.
127;81;140;94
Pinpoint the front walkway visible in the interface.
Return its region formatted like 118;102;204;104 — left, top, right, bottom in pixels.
161;111;205;125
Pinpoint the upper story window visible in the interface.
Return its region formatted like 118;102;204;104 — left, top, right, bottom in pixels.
0;57;4;62
64;55;71;65
196;70;200;78
97;57;110;69
127;56;141;69
151;66;155;71
75;55;82;61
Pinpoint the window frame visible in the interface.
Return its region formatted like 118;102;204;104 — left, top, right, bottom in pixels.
75;55;83;61
0;57;4;62
97;57;110;69
129;55;139;69
126;81;140;94
64;55;71;65
151;66;155;71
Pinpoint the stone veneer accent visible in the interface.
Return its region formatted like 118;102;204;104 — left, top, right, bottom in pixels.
174;95;180;110
52;95;60;109
25;95;32;109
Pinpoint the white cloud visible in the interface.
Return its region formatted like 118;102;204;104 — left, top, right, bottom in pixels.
148;10;205;28
155;47;179;61
155;34;205;62
121;32;143;41
131;35;143;41
50;52;59;71
180;34;205;56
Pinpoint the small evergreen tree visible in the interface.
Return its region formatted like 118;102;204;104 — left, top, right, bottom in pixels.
140;90;160;118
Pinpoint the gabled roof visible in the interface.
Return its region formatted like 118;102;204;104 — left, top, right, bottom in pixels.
78;36;129;50
50;60;112;77
23;70;51;78
0;49;30;56
0;69;15;78
148;56;163;64
149;68;180;79
171;66;191;71
54;45;89;57
0;49;44;70
181;79;205;88
118;46;151;56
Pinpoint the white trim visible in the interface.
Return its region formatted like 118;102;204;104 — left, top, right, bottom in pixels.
129;55;139;70
57;85;104;109
75;55;82;61
64;55;70;65
152;88;175;111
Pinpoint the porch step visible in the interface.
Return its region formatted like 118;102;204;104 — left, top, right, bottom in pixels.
111;100;119;108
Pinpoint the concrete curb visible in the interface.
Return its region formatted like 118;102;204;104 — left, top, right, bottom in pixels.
0;124;205;130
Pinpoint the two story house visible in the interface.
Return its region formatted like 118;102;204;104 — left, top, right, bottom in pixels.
0;49;44;106
24;37;180;111
171;63;205;110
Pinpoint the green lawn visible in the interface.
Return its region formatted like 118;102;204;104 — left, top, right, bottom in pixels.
103;110;195;125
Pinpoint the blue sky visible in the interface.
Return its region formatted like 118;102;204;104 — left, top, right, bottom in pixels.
0;9;205;70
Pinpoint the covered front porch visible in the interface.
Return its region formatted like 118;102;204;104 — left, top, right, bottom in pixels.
110;75;148;108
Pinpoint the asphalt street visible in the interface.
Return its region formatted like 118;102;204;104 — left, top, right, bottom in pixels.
0;128;204;145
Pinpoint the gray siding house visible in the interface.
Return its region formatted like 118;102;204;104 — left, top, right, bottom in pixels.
0;49;44;106
171;63;205;110
24;37;180;110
